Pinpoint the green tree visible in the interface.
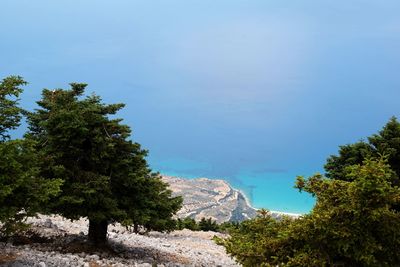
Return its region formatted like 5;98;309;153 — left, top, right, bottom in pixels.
180;217;199;231
0;140;63;237
215;210;293;266
0;76;62;237
325;141;374;180
199;217;219;231
218;158;400;266
369;117;400;184
120;173;182;233
175;218;184;230
218;221;240;233
0;76;26;141
325;116;400;185
26;83;181;244
291;158;400;266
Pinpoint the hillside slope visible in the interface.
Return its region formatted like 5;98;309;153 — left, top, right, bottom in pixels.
1;215;239;267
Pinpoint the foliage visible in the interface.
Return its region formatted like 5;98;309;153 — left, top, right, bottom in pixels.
0;76;26;141
292;157;400;266
0;76;62;237
325;141;374;181
26;83;181;243
0;140;62;237
325;116;400;185
217;221;240;233
121;173;183;232
369;117;400;184
218;158;400;266
174;217;225;232
198;217;219;231
215;209;293;267
175;217;199;231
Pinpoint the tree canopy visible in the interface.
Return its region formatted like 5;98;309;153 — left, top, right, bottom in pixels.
0;76;26;141
0;76;62;237
325;116;400;185
25;83;182;244
218;118;400;266
0;76;182;244
218;157;400;266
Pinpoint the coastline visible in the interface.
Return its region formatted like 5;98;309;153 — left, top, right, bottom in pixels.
163;174;302;219
230;184;302;218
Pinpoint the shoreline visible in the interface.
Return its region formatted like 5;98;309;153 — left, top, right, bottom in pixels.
231;186;302;218
163;174;303;218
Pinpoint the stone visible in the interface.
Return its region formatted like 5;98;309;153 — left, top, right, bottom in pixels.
90;255;100;261
14;210;241;267
44;218;53;228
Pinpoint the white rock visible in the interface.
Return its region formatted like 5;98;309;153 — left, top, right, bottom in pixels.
44;218;53;228
90;254;100;260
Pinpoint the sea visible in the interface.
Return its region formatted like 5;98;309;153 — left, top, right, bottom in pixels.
3;1;400;214
147;157;315;214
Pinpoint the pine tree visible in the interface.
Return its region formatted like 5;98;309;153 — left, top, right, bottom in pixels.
0;76;25;141
26;83;181;244
0;76;62;237
325;116;400;185
218;158;400;266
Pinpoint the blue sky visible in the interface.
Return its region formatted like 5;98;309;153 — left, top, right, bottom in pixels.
1;0;400;212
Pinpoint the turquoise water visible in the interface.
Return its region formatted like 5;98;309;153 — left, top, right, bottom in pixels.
149;157;315;214
235;172;314;214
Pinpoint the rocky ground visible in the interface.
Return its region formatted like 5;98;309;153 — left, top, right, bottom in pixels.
0;215;240;267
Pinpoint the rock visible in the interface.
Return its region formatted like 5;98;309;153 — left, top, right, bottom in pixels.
38;262;46;267
7;210;240;267
90;255;100;261
44;218;53;228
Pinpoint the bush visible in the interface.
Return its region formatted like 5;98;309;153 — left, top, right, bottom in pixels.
217;158;400;266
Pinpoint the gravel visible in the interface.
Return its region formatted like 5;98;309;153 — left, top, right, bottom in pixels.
0;215;240;267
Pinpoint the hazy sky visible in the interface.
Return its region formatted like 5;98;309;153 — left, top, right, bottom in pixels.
1;0;400;212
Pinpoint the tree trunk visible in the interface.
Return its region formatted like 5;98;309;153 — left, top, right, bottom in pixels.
88;219;108;245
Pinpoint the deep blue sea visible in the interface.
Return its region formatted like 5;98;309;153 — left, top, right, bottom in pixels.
2;0;400;214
